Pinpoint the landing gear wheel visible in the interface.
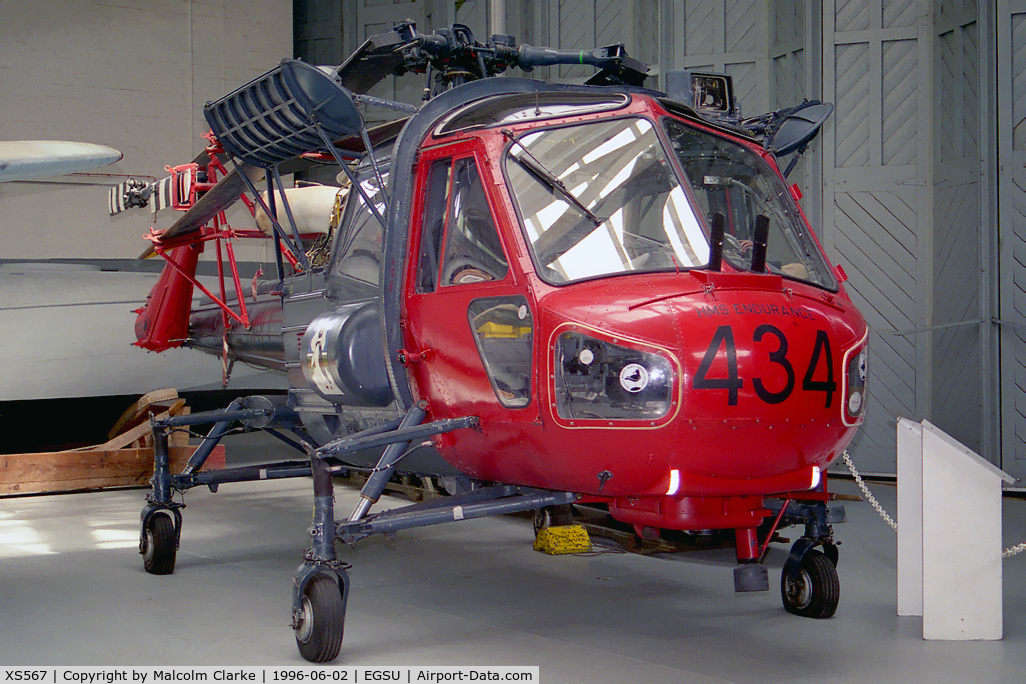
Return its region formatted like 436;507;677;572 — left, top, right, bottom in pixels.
295;574;344;663
781;548;839;618
533;504;574;534
143;515;177;575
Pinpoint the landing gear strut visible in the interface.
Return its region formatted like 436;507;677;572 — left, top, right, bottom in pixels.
290;450;351;663
289;404;576;663
729;491;843;620
138;399;572;663
138;396;313;578
140;423;183;576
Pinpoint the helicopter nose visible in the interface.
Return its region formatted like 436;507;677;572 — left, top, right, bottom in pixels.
673;290;867;481
539;276;866;497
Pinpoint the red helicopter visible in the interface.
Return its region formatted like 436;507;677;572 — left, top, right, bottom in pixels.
110;21;867;663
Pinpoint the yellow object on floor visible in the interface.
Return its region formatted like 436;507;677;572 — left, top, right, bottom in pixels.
533;524;592;554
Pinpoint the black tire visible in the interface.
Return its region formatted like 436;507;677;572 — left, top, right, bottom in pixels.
780;548;839;618
295;575;345;663
143;515;177;575
533;504;575;535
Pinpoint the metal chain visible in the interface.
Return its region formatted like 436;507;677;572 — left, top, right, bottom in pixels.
1004;543;1026;559
840;450;897;531
840;450;1025;558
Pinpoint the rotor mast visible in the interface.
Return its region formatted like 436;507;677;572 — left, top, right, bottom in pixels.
334;20;650;100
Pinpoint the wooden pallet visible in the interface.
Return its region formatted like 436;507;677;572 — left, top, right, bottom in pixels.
0;389;225;496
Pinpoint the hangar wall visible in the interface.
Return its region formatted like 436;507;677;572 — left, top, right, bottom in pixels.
820;1;939;475
932;2;991;467
0;0;292;262
1000;0;1026;482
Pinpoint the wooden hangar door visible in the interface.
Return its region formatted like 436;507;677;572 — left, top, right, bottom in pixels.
999;1;1026;482
820;0;935;475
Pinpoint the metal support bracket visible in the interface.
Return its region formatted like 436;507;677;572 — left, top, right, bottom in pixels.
318;414;478;460
147;395;310;492
337;486;578;545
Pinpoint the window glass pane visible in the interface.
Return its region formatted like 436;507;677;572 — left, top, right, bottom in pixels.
468;297;532;407
554;331;672;420
662;118;836;289
441;158;509;286
504;117;707;284
332;170;388;285
416;159;452;293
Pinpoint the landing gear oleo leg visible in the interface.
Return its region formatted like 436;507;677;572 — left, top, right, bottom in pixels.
292;454;350;663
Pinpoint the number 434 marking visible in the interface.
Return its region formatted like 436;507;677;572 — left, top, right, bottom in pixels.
693;324;836;407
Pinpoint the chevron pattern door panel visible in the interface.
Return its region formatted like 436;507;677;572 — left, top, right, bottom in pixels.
933;10;985;460
1000;2;1026;480
823;0;931;473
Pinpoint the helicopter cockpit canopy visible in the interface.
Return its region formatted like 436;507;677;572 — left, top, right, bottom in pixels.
504;113;837;291
435;91;629;135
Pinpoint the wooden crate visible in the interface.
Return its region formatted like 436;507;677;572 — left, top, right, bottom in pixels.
0;444;226;496
0;388;226;496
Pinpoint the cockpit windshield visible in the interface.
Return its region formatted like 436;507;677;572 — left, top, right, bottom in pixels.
505;117;708;283
503;115;836;290
662;118;836;290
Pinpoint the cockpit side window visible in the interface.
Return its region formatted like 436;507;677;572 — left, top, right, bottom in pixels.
440;157;509;286
332;169;388;286
416;159;453;293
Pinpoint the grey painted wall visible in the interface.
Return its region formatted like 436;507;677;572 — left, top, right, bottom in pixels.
0;1;292;400
932;3;990;468
0;0;292;264
1000;0;1026;481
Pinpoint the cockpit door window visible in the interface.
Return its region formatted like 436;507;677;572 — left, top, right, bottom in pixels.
416;156;510;291
405;149;534;415
441;157;510;286
416;159;452;293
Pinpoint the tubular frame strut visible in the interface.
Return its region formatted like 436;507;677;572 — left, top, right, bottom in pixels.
337;485;579;544
138;393;580;664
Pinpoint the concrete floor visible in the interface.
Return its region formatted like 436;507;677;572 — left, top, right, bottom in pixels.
2;465;1025;682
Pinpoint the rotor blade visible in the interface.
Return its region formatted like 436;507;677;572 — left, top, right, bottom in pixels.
137;163;264;258
334;117;408;154
137;155;331;258
0;141;122;182
138;118;409;258
167;163;264;241
192;147;218;166
335;30;417;94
